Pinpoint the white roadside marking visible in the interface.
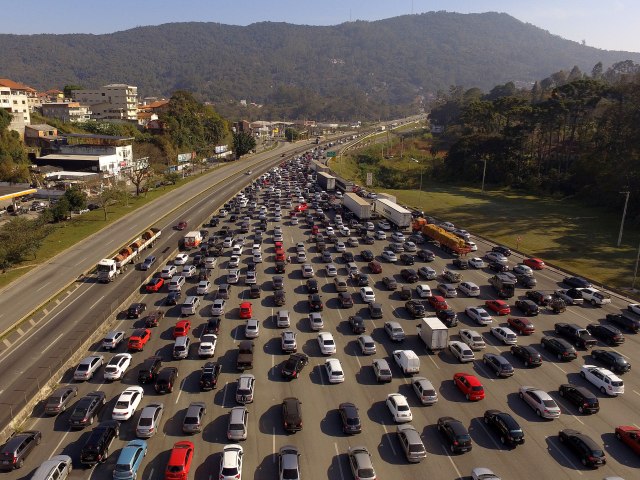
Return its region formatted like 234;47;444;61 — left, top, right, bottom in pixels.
89;295;105;311
36;282;50;292
272;427;276;463
633;390;640;397
221;382;229;406
354;355;362;369
42;333;64;354
175;378;185;404
441;444;463;478
426;354;440;370
334;443;345;480
50;430;71;458
381;424;397;455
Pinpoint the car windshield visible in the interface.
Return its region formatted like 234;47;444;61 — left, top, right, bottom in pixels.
542;400;556;408
48;397;61;404
471;386;483;391
457;434;472;442
409;444;425;453
359;468;375;477
139;417;152;426
184;417;198;424
221;467;238;476
115;464;132;472
397;404;409;411
282;467;299;480
612;381;624;386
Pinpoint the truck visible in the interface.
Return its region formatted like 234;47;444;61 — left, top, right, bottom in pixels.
373;198;412;230
310;160;330;174
335;177;355;194
342;192;372;220
236;340;254;371
419;224;471;256
554;323;596;349
488;274;516;299
317;172;336;191
417;317;448;351
96;228;161;282
376;192;397;204
183;231;202;250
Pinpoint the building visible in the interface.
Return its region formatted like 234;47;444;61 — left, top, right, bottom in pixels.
24;124;59;149
72;84;138;121
41;102;92;123
0;78;33;135
137;99;168;127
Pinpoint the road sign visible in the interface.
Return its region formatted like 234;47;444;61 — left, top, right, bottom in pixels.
327;151;336;157
366;172;373;186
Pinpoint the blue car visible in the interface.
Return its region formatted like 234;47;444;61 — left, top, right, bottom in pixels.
113;439;147;480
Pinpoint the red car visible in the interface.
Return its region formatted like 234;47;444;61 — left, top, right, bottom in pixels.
453;372;485;401
175;220;188;231
427;295;449;311
615;426;640;455
368;261;382;274
294;203;308;212
312;225;319;234
239;302;253;319
274;241;284;251
173;320;191;338
523;257;545;270
128;328;152;351
145;277;164;293
507;317;536;335
485;299;511;315
164;441;194;480
275;250;286;262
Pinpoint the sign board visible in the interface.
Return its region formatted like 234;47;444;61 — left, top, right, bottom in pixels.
177;152;192;163
366;172;373;186
326;151;336;158
214;145;228;154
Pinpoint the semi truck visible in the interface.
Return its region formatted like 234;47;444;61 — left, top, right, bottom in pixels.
183;231;203;250
488;274;517;299
419;223;471;256
317;172;336;191
97;227;161;282
417;317;448;351
343;192;372;220
310;160;330;174
376;192;397;204
373;198;412;230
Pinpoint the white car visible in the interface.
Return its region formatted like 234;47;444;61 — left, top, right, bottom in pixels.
326;226;335;235
325;358;345;383
458;281;480;297
376;231;387;240
309;312;324;331
628;304;640;315
466;241;478;252
415;284;432;298
219;445;243;480
440;222;455;231
198;334;218;357
403;241;417;252
360;287;376;303
245;319;260;339
578;287;612;306
103;353;132;381
485;251;508;265
174;253;189;265
112;386;144;421
301;264;314;278
335;242;346;253
386;393;413;423
253;252;263;263
228;255;241;268
381;250;397;262
448;341;475;363
297;251;307;263
245;271;257;285
196;280;211;295
326;264;338;277
317;332;337;355
580;365;624;396
518;386;561;419
210;299;226;316
223;237;234;248
490;326;518;345
273;233;284;243
160;265;177;279
181;265;197;278
366;222;375;231
391;232;405;242
378;220;391;230
340;226;351;237
227;270;240;284
465;307;493;325
459;329;486;350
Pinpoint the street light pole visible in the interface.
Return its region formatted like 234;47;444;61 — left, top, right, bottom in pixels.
632;238;640;291
617;190;630;247
481;157;487;193
411;158;424;213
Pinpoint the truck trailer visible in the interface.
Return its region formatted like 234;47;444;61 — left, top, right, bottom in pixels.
342;192;372;220
97;228;161;282
317;172;336;191
373;198;412;230
417;317;449;351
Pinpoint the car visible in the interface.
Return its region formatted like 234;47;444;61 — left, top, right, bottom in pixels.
74;355;104;381
281;353;309;380
523;257;545;269
491;245;511;256
453;372;485;400
606;312;640;332
282;397;303;432
368;357;392;383
405;300;426;318
209;298;226;317
228;255;241;269
145;277;164;292
400;253;415;265
176;220;188;230
416;267;436;282
31;455;73;479
485;299;511;315
44;385;78;415
396;424;427;463
68;391;106;429
458;281;480;297
181;264;197;278
244;271;257;285
166;290;182;305
519;386;561;419
558;429;606;468
483;410;525;447
488;261;509;273
555;288;585;305
204;317;221;335
360;249;374;261
526;290;552;306
448;341;475;363
415;284;431;298
386;393;412;423
586;324;625;346
437;416;472;453
563;276;592;288
482;353;514;377
199;361;222;391
198;333;218;357
515;299;539;316
485;251;508;264
459;329;486;350
578;287;612;306
488;327;517;346
102;330;126;350
355;286;374;303
391;231;405;242
540;336;577;361
308;311;324;331
112;386;144;421
513;264;534;276
227;269;240;284
345;314;365;334
173;319;191;338
325;358;345;383
244;319;260;339
580;364;624;395
591;348;631;373
127;303;147;319
628;303;640;315
465;306;493;325
323;263;338;277
416;248;435;261
234;374;256;404
317;331;336;355
381;250;397;262
554;323;596;349
278;445;301;480
427;295;449;311
507;317;535;335
401;268;419;282
280;330;297;353
239;301;253;319
165;441;195;480
174;253;189;265
381;275;397;290
615;426;640;455
104;353;132;381
160;265;178;279
510;344;542;367
348;446;376;480
558;384;600;414
143;310;165;328
383;321;405;341
140;255;156;271
79;421;119;467
336;402;362;434
437;308;458;327
468;257;485;269
248;284;261;299
136;403;164;438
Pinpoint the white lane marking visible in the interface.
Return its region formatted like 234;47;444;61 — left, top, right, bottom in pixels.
475;362;495;382
148;469;154;478
42;333;64;354
555;399;584;425
354;354;362;369
334;442;345;480
548;436;583;475
427;354;440;370
221;382;229;407
175;378;185;404
549;362;567;374
381;423;397;455
50;430;71;458
272;427;276;463
633;390;640;397
476;420;503;449
89;295;105;311
441;444;463;478
36;282;50;292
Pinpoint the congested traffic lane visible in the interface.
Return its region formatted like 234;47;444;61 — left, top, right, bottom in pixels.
8;173;640;480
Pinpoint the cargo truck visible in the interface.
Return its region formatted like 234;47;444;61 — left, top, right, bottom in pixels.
419;224;471;256
183;231;203;250
343;192;372;220
97;228;161;282
489;274;516;299
310;160;330;174
317;172;336;191
373;198;412;230
417;317;448;351
376;192;397;204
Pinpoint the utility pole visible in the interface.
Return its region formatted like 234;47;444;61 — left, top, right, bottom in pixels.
617;190;630;247
632;238;640;291
481;158;487;193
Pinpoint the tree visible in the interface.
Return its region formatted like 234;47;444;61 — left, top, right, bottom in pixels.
126;160;153;196
232;132;256;159
64;187;87;211
591;62;603;80
163;171;181;185
285;128;302;141
63;84;83;98
94;185;121;221
50;196;71;222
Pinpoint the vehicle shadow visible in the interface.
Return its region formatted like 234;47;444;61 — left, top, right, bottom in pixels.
201;412;229;445
327;453;350;480
378;431;406;465
258;403;287;436
254;453;279;479
366;400;394;426
505;391;549;422
545;435;585;471
319;408;346;437
601;432;640;468
469;417;503;450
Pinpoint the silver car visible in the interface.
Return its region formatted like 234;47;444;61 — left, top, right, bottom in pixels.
348;446;376;480
357;335;377;355
182;401;207;434
136;403;164;438
278;445;301;480
518;386;561;419
397;424;427;462
411;377;438;405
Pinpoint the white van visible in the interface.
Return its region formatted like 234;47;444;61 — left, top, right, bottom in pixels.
393;350;420;375
181;296;200;315
168;275;186;292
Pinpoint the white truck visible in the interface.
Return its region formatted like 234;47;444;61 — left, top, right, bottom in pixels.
373;198;412;230
96;228;161;282
317;172;336;191
343;192;372;220
393;350;420;375
183;231;202;250
417;317;448;351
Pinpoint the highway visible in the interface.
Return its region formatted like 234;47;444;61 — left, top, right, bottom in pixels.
3;161;639;479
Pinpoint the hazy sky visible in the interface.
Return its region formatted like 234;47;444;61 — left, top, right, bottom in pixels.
8;0;639;52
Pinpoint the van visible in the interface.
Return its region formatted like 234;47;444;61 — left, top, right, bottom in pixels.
393;349;420;375
173;336;191;359
227;406;249;440
347;262;359;277
168;275;186;292
181;296;200;316
31;455;73;480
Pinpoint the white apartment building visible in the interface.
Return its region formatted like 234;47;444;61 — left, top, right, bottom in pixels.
42;102;92;123
0;78;32;135
72;84;138;121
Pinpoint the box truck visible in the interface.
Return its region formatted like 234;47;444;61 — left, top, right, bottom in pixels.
373;198;412;229
417;317;448;351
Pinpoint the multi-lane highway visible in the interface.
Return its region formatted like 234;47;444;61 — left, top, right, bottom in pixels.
3;157;639;479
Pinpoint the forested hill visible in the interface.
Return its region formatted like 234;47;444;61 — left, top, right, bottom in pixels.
3;11;639;118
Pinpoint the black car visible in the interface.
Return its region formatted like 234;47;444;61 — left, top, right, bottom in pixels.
483;410;525;447
166;291;182;306
0;430;41;470
540;336;577;361
249;284;261;299
405;300;426;318
606;313;640;333
308;294;323;311
138;356;162;384
400;254;415;265
492;245;512;257
127;303;147;319
488;261;509;273
305;279;319;294
275;261;286;273
360;250;374;262
558;384;600;414
510;345;542;367
338;292;354;308
526;290;552;306
558;429;606;468
437;416;472;453
349;316;366;334
398;286;412;300
272;276;284;291
437;309;458;327
274;290;286;306
591;349;631;373
400;268;419;283
453;259;469;269
144;310;165;328
382;276;398;290
417;249;436;261
342;252;355;263
586;323;624;345
515;299;539;316
69;391;106;428
282;397;303;432
339;402;362;434
80;421;119;466
199;361;222;391
204;317;221;335
155;367;179;394
282;353;309;379
362;235;375;245
246;261;256;272
483;353;514;377
368;302;383;319
356;274;370;287
564;276;592;289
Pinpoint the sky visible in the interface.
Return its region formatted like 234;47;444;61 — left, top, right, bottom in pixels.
7;0;639;52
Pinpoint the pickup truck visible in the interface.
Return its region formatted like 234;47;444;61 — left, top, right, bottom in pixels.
554;323;596;349
236;340;254;370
